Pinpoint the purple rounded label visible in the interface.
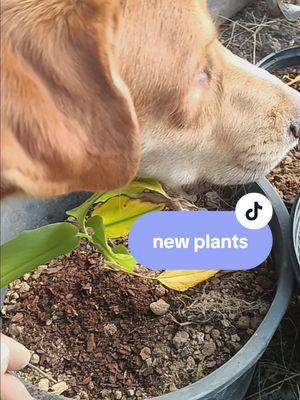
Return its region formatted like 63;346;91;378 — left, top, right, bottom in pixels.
128;211;272;270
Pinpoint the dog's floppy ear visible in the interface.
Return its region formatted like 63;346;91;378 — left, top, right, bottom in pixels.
1;0;139;197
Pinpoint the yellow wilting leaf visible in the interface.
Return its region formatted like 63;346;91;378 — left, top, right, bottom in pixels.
92;196;165;238
156;270;219;291
94;178;170;204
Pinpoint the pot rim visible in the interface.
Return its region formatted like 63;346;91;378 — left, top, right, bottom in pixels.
290;194;300;285
256;44;300;70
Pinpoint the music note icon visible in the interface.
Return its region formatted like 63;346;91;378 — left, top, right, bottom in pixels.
235;193;273;230
245;202;263;221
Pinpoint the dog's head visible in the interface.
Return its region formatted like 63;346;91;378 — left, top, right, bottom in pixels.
2;0;300;197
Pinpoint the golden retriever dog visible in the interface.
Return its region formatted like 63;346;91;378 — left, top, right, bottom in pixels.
1;0;300;198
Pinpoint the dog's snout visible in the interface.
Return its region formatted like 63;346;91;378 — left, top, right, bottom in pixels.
290;123;300;140
283;80;300;141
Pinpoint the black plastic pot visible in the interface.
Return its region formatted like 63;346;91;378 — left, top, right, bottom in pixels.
256;45;300;71
290;194;300;286
0;178;295;400
257;45;300;287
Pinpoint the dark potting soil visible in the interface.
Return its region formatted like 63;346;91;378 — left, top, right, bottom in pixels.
268;147;300;203
276;68;300;92
2;241;275;399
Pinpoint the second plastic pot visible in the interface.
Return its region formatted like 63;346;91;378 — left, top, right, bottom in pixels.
257;45;300;286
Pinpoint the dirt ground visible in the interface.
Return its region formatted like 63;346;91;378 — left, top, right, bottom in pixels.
219;1;299;63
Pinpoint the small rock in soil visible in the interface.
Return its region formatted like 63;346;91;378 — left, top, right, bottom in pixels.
30;353;40;365
150;299;170;316
211;329;221;339
206;360;217;368
204;325;213;333
140;346;151;360
173;331;189;349
115;391;123;400
169;383;178;392
103;323;118;336
8;324;22;337
32;265;48;279
75;391;89;400
196;332;205;343
51;381;69;395
19;282;30;293
38;378;50;392
197;364;204;379
100;389;111;399
154;285;167;297
231;334;240;342
22;273;30;281
201;341;217;357
221;319;230;328
186;356;196;371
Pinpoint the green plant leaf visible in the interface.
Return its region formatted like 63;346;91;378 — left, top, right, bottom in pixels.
86;216;136;272
92;195;165;238
129;178;170;198
1;223;80;288
110;252;136;271
112;244;130;255
156;270;219;291
66;193;101;226
111;244;136;270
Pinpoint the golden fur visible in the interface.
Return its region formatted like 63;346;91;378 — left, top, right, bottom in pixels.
1;0;300;197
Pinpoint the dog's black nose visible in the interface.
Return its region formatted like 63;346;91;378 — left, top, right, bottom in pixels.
290;123;300;139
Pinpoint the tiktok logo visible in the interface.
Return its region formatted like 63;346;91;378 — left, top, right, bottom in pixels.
235;194;273;230
246;201;263;221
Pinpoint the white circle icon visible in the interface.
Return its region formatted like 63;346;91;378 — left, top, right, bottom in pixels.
235;193;273;230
